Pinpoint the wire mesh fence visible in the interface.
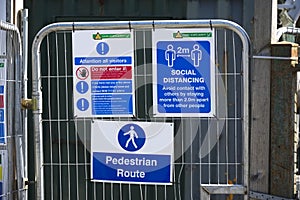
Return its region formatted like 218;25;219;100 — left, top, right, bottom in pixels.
0;20;26;200
31;20;250;200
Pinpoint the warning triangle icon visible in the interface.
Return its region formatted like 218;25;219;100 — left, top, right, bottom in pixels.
93;32;102;40
175;31;183;38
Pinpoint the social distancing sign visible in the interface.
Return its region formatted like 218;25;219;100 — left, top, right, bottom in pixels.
152;28;216;117
91;120;174;185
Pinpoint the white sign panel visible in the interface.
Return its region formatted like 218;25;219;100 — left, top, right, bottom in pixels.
0;0;5;56
91;120;174;185
0;60;6;144
0;150;7;197
152;28;216;117
72;30;135;117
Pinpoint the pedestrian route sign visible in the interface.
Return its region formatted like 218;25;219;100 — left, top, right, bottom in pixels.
152;28;216;117
72;30;135;117
91;120;174;185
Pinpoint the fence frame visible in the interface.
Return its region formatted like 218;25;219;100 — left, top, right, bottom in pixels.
0;19;26;199
31;19;250;200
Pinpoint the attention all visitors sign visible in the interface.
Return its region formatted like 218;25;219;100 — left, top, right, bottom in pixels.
72;30;135;117
91;120;174;185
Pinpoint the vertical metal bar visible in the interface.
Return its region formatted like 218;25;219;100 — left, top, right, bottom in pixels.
32;38;43;200
93;182;96;200
111;183;113;199
198;116;202;192
208;118;211;186
75;119;79;200
189;119;193;199
142;29;147;200
7;29;15;200
46;35;54;200
14;29;25;199
54;32;63;200
63;32;71;200
129;184;132;200
143;30;148;118
102;182;105;199
20;8;28;200
134;29;138;120
232;31;238;183
241;25;250;200
215;29;220;186
224;30;229;185
173;168;177;200
84;119;88;200
120;183;123;200
139;185;143;199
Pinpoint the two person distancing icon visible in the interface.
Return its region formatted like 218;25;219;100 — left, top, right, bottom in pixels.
124;126;138;149
165;44;202;67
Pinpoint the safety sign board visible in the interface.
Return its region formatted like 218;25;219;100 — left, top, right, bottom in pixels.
0;150;7;199
91;120;174;185
152;29;215;117
0;60;6;144
72;30;135;117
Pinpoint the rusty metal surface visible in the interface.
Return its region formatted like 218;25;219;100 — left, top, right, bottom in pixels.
270;43;298;199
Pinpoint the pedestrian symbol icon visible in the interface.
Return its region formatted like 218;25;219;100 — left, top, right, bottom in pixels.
124;126;138;148
118;124;146;152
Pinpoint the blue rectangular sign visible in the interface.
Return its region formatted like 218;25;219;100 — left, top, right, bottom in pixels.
74;56;132;65
93;152;171;184
0;110;4;122
153;29;215;117
156;41;211;113
92;94;133;115
0;124;4;144
91;121;174;185
91;80;132;93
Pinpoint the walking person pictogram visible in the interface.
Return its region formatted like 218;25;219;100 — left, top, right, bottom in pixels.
118;124;146;152
124;126;138;148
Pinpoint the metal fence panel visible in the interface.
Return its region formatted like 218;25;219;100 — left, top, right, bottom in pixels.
31;20;250;200
0;20;26;200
